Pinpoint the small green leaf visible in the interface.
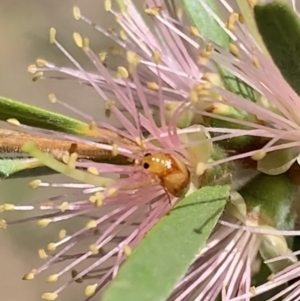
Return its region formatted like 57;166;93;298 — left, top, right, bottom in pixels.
236;0;269;54
0;96;99;137
254;0;300;95
183;0;229;47
257;147;300;175
239;173;298;272
0;158;43;177
102;185;230;301
239;173;297;232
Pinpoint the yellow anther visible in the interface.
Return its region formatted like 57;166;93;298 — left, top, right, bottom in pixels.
152;50;161;64
146;81;160;91
198;50;211;65
226;12;239;31
123;245;132;257
42;292;58;301
117;66;129;78
104;0;112;11
87;167;99;176
69;152;78;165
89;244;99;255
6;118;20;126
58;229;67;240
196;162;206;176
38;219;52;228
95;198;104;208
47;274;59;283
202;72;223;87
107;187;118;197
249;286;256;295
229;43;239;57
28;64;37;73
85;284;97;297
145;7;161;16
165;101;179;112
29;179;41;189
48;93;57;103
190;26;200;37
60;201;69;212
238;13;245;23
36;59;48;67
62;154;70;165
200;49;212;59
47;242;57;252
89;195;97;204
112;144;119;157
86;220;98;229
0;219;7;229
3;203;15;211
252;56;260;68
119;30;127;40
38;249;48;259
22;272;35;280
73;32;83;48
73;6;81;20
83;37;89;50
89;192;104;207
32;72;44;82
251;150;266;161
63;152;77;168
49;28;56;44
98;52;107;62
126;51;141;66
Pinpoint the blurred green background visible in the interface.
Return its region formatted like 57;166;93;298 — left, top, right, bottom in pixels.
0;1;118;300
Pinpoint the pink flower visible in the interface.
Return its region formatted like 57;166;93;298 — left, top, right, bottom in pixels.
3;0;300;300
3;2;217;299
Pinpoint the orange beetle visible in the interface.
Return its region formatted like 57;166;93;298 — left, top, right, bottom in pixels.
141;152;190;197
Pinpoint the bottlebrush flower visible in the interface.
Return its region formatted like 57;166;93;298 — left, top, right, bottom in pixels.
3;0;300;300
1;1;219;299
32;0;300;174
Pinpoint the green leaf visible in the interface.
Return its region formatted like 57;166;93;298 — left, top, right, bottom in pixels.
239;173;298;272
239;173;297;233
0;96;100;137
183;0;229;47
102;185;230;301
254;0;300;95
0;97;131;177
236;0;269;55
257;147;300;175
0;158;43;178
